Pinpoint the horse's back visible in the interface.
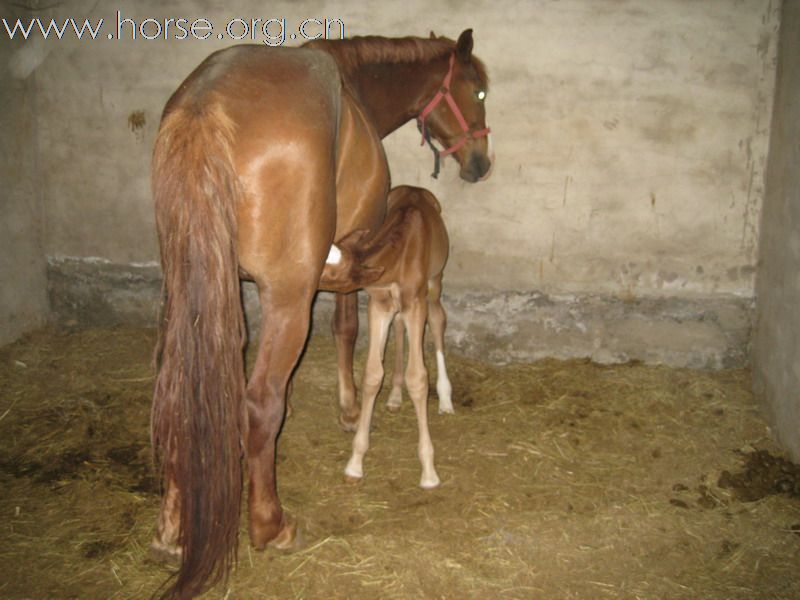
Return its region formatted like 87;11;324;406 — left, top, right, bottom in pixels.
164;45;340;116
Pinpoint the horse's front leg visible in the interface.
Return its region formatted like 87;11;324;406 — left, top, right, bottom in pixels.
333;291;360;431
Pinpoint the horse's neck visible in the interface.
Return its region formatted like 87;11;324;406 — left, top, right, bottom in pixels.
349;57;449;139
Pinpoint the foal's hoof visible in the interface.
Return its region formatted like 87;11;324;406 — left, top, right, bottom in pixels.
386;388;403;412
420;472;441;490
148;537;181;567
344;461;363;484
338;411;359;432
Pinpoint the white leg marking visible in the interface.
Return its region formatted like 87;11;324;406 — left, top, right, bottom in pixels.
436;350;454;414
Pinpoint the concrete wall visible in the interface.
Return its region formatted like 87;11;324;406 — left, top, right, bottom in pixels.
385;0;778;299
7;0;780;366
753;0;800;461
0;1;48;345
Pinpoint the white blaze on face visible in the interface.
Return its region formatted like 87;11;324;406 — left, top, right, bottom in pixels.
326;244;342;265
479;132;495;182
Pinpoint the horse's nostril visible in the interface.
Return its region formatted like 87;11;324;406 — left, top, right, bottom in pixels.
460;168;479;183
459;151;492;182
470;153;491;177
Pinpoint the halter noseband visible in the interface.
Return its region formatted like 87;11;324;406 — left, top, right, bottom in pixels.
417;53;491;177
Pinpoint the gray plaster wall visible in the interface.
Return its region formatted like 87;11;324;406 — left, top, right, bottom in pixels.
0;1;48;345
5;0;781;367
753;0;800;461
30;0;778;297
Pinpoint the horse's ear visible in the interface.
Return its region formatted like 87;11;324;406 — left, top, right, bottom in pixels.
455;29;474;63
429;30;437;39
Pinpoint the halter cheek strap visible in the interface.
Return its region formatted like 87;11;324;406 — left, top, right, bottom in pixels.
417;53;491;164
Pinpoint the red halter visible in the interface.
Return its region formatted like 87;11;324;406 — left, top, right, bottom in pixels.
417;53;491;158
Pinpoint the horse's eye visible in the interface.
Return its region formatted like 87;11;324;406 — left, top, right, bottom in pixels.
476;90;486;101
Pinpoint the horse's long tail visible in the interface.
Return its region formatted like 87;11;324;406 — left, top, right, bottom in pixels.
151;103;246;600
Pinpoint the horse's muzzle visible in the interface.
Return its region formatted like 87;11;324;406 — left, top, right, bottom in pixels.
460;152;492;183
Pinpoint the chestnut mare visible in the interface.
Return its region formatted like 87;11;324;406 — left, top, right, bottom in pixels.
320;185;452;488
151;31;490;599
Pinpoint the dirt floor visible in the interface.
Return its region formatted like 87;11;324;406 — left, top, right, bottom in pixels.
1;325;799;599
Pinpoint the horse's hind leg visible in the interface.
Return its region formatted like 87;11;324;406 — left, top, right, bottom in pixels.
404;294;440;488
246;285;315;550
344;290;395;483
427;274;453;414
333;292;360;431
386;315;405;412
149;473;181;564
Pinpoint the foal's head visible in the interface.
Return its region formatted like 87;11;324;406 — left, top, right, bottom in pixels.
420;29;492;182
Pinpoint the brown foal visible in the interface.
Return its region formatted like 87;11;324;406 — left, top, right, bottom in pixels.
320;185;452;488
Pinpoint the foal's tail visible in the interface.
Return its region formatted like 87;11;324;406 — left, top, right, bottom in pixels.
151;103;246;599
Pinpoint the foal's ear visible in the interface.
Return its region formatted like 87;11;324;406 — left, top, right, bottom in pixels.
455;29;474;63
429;30;437;39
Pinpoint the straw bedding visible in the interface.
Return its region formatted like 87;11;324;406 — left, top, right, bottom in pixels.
1;326;798;599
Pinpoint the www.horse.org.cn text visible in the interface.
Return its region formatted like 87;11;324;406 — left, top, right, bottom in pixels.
2;13;346;46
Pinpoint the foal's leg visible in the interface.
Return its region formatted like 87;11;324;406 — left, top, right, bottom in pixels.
333;291;360;431
246;286;314;550
404;295;441;488
385;315;405;412
344;290;395;483
427;275;454;414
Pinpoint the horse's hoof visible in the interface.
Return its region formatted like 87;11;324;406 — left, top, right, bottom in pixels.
262;518;303;552
420;473;441;489
344;461;363;484
338;412;359;432
148;538;181;567
255;515;304;552
251;515;302;552
438;404;455;415
386;388;403;410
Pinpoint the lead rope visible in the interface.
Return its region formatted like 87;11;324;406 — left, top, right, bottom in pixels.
417;119;441;179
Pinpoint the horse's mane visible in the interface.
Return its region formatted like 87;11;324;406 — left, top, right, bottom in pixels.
305;35;489;87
